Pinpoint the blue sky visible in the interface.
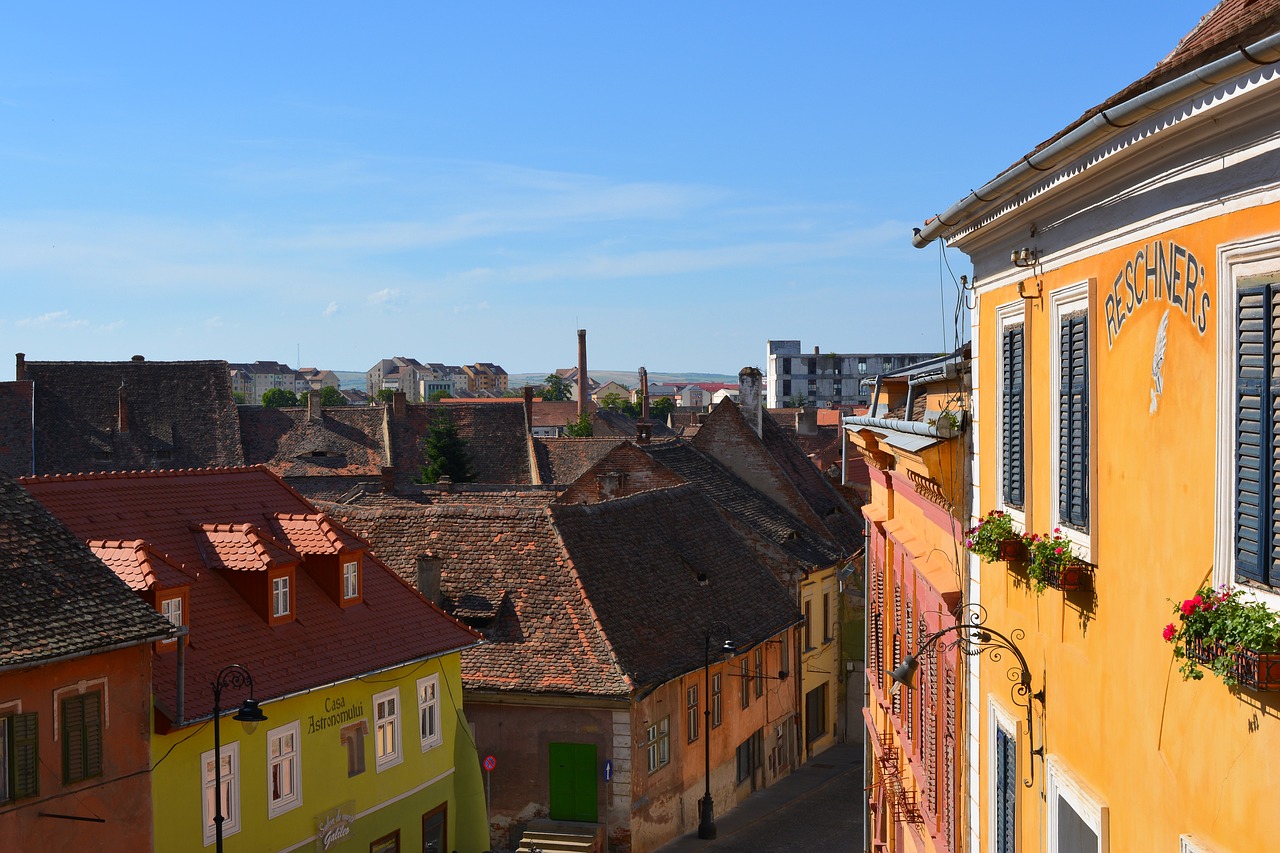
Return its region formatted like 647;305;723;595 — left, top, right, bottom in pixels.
1;2;1212;376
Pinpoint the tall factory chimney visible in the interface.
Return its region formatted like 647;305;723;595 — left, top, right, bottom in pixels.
577;329;588;419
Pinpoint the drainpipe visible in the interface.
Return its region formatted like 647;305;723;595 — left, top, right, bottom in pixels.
912;30;1280;249
175;625;189;725
862;525;872;853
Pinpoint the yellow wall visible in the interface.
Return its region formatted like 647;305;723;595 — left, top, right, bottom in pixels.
152;653;488;853
800;565;841;757
976;204;1280;852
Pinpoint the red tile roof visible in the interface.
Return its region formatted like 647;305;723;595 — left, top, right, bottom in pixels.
21;467;481;724
194;523;298;572
88;539;191;591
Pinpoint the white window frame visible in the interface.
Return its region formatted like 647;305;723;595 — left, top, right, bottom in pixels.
646;716;670;773
1181;835;1216;853
160;595;183;642
417;675;442;752
373;687;402;771
1049;281;1092;561
272;575;291;618
995;298;1028;527
1216;235;1280;611
266;720;301;818
1045;756;1108;853
201;741;240;845
342;560;359;600
988;700;1019;853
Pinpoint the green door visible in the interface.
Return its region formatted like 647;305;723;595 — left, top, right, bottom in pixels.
548;742;598;822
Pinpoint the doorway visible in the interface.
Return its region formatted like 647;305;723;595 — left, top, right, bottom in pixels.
548;742;598;822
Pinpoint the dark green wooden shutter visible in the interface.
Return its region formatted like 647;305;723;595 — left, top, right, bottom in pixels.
1059;313;1089;529
61;693;102;784
1235;281;1280;586
1003;325;1025;507
995;726;1016;853
12;713;38;800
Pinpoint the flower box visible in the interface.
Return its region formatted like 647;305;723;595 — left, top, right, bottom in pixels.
997;538;1028;563
1043;561;1091;592
1184;638;1280;691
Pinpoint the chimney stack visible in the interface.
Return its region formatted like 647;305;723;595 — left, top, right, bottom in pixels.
131;355;145;362
416;555;442;603
796;406;818;436
15;353;24;381
392;390;407;418
118;384;129;433
308;389;323;422
577;329;588;419
381;466;396;494
523;386;534;433
738;367;764;437
638;366;649;421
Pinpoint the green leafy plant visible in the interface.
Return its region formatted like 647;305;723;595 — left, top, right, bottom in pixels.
417;411;474;484
1164;584;1280;683
1025;529;1077;594
964;510;1019;563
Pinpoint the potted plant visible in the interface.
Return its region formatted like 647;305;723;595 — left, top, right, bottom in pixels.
1026;529;1090;593
964;510;1025;563
1164;584;1280;689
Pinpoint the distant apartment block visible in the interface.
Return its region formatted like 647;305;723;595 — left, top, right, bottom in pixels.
764;340;937;408
228;361;309;403
368;358;508;401
462;362;508;395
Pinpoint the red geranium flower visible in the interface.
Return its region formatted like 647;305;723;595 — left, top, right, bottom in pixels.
1163;623;1176;642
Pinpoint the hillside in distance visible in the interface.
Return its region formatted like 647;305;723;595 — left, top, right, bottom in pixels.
509;371;738;390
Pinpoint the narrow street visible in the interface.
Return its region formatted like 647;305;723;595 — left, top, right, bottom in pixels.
654;742;864;853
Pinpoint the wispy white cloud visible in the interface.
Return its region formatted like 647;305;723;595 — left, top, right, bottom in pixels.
368;288;399;305
323;301;338;316
17;310;88;329
205;316;224;329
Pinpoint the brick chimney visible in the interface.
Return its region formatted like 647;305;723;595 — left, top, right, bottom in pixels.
392;390;407;418
416;555;442;603
638;366;649;421
381;466;396;494
523;386;534;433
636;423;652;445
739;367;764;437
795;406;817;436
308;389;323;423
14;353;24;381
577;329;588;419
118;384;129;433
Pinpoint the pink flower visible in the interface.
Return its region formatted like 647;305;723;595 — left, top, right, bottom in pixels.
1163;623;1176;642
1181;598;1199;616
1054;547;1064;555
1054;527;1061;534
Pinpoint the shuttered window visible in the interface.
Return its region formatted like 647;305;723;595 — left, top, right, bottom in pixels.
2;713;39;801
995;725;1017;853
61;692;102;784
1059;312;1089;529
1002;324;1025;507
1235;280;1280;586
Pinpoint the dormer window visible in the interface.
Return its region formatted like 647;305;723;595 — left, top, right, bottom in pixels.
161;596;183;636
343;560;360;600
272;576;291;618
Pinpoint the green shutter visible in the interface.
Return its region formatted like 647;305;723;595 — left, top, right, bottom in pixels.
1059;313;1089;529
1003;325;1025;507
12;713;38;800
61;692;103;784
1238;283;1268;584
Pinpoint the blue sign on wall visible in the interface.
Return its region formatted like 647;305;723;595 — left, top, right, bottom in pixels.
603;759;613;782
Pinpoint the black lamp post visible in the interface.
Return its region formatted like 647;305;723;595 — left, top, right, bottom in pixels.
211;664;267;853
888;605;1044;786
698;625;736;840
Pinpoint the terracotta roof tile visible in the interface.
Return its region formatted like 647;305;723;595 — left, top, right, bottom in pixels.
88;539;191;591
193;523;299;571
239;406;388;478
534;437;629;484
0;476;174;668
21;467;480;722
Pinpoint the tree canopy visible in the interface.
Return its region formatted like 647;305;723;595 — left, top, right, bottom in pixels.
261;388;299;408
541;374;573;402
428;389;452;402
301;386;346;406
418;412;475;484
564;412;593;437
650;396;675;420
375;388;396;404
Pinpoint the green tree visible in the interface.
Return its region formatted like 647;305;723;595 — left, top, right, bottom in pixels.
650;396;675;420
375;388;396;404
232;391;246;404
261;388;299;408
318;385;346;406
428;389;452;402
598;392;627;411
418;412;475;483
564;412;593;437
542;374;573;402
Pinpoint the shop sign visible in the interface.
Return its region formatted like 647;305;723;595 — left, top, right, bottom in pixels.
1104;239;1211;348
315;801;357;851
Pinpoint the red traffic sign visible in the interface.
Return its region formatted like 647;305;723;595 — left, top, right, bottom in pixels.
483;755;497;772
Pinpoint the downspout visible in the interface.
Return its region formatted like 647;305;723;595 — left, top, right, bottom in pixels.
175;625;189;725
912;30;1280;249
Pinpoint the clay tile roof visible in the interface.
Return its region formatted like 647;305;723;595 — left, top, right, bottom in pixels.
394;403;531;486
271;513;366;555
87;539;191;591
193;523;299;571
320;494;631;698
0;381;34;478
0;476;174;668
642;442;842;567
239;406;389;479
759;414;861;553
549;486;801;693
20;467;480;722
20;359;244;475
534;437;630;484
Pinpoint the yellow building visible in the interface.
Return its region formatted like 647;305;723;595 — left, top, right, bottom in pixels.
23;467;488;853
844;350;969;853
798;564;842;758
913;2;1280;849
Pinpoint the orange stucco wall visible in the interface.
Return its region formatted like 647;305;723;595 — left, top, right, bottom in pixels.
0;644;156;852
976;203;1280;852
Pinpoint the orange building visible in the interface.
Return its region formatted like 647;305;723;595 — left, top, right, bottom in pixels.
914;2;1280;850
0;476;174;851
844;350;969;853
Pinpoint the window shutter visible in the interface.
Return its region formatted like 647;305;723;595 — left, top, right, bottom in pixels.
995;727;1017;853
1237;284;1268;583
12;713;38;799
1059;313;1089;529
83;692;102;779
62;695;84;782
1003;325;1025;507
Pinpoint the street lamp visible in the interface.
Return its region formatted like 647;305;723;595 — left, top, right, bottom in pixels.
698;624;737;840
211;664;267;853
888;604;1044;786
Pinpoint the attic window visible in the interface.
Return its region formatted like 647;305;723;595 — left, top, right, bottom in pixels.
160;595;183;642
153;450;173;462
342;560;360;600
94;449;113;461
272;576;291;619
697;572;709;586
310;451;330;457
